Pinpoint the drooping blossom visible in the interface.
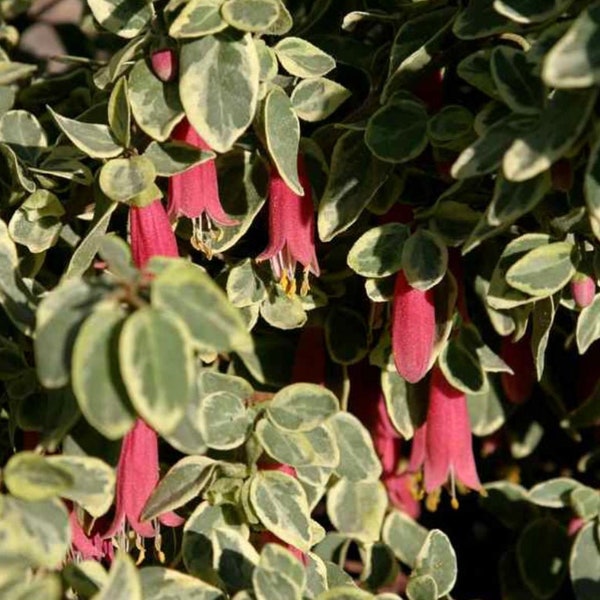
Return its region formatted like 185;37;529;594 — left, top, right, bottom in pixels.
69;507;114;562
571;273;596;308
409;365;481;508
167;118;236;256
150;48;177;83
130;199;178;269
102;204;183;560
391;270;437;383
500;334;535;404
103;420;183;559
257;156;320;296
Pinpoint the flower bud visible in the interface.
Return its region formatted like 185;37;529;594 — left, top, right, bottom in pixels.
151;48;178;83
391;271;436;383
571;273;596;308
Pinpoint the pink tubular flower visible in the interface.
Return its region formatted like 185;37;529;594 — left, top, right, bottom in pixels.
500;334;535;404
409;366;481;507
257;156;320;296
103;420;183;554
130;199;178;269
167;118;236;255
150;48;177;83
69;508;114;562
391;271;436;384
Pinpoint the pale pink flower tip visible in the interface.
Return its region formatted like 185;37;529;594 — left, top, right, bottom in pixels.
391;270;436;384
257;155;320;295
409;366;481;502
571;273;596;308
130;199;178;269
150;48;177;83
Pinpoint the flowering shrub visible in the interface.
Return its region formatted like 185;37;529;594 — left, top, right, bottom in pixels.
1;0;600;599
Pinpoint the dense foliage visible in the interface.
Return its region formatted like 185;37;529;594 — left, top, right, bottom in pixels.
1;0;600;598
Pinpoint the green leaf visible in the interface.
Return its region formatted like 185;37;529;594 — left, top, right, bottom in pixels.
226;259;266;307
47;107;123;159
265;0;292;34
260;286;307;330
86;0;153;38
95;553;142;600
427;105;474;145
413;530;457;597
491;47;545;115
495;0;572;24
255;39;278;81
274;37;335;78
46;455;116;517
3;451;73;501
253;550;303;600
347;223;410;279
0;62;36;86
487;233;551;310
66;199;118;278
0;496;70;569
291;78;350;122
382;510;428;569
143;140;214;176
439;337;486;394
316;588;373;600
381;370;425;440
365;100;428;164
140;567;225;600
180;33;259;153
183;502;248;580
267;383;339;431
586;136;600;225
571;487;600;521
453;0;518;40
481;481;534;530
487;172;551;226
529;477;583;508
327;479;387;544
119;307;193;434
259;543;306;589
141;456;215;521
35;278;106;388
108;76;131;147
406;575;437;600
264;85;301;194
517;518;568;599
577;294;600;354
198;391;251;450
128;59;184;143
505;241;576;297
531;296;556;379
457;48;499;99
99;156;156;204
467;383;506;437
221;0;280;33
329;412;382;482
503;89;597;182
169;0;227;38
152;260;250;352
250;470;312;551
0;109;47;163
570;522;600;600
543;5;600;88
98;234;137;280
318;130;392;241
256;419;339;468
451;114;534;178
401;229;448;291
212;527;258;591
325;306;369;365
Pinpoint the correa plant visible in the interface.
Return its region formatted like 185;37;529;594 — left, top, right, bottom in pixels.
2;0;600;598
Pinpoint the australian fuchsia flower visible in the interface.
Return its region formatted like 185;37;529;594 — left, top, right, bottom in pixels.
391;271;436;383
168;118;236;256
150;48;177;83
69;507;114;562
409;366;481;508
103;420;183;559
571;273;596;308
130;199;178;269
500;334;535;404
257;156;320;296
